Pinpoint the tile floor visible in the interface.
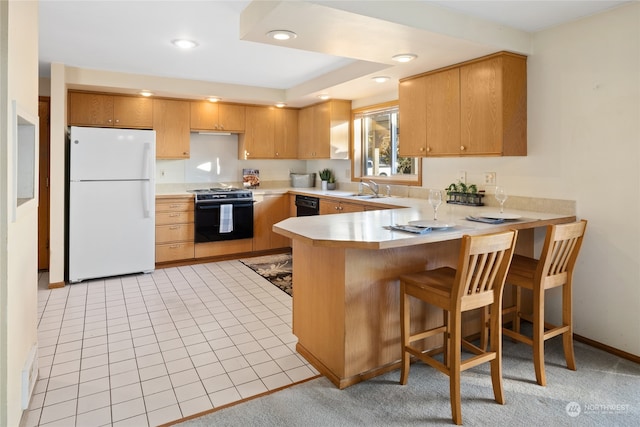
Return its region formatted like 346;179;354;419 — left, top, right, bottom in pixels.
24;260;318;427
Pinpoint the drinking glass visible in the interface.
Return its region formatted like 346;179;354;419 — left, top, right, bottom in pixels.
428;189;442;220
495;186;508;213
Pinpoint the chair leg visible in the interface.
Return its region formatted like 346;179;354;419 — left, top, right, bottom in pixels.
489;301;505;404
399;283;410;385
514;285;522;334
533;285;547;386
444;309;450;368
449;310;462;425
562;282;577;371
479;306;489;351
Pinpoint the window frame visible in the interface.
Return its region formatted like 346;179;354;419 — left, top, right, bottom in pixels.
351;101;422;186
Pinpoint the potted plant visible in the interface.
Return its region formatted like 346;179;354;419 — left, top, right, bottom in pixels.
445;181;484;206
327;173;336;190
319;168;333;190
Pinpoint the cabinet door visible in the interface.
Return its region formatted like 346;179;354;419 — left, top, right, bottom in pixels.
154;99;191;159
338;201;365;213
242;106;275;158
253;194;290;251
68;92;114;126
319;199;340;215
460;57;503;155
113;96;153;128
274;108;298;158
190;101;218;130
218;104;245;132
313;102;331;158
398;76;427;156
426;68;461;156
297;106;315;159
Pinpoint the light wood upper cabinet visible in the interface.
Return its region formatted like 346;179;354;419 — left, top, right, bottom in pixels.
153;99;191;159
239;106;299;159
426;68;461;156
190;101;245;132
68;91;153;128
239;106;276;159
399;76;428;156
459;53;527;156
399;51;526;157
298;100;351;159
274;108;298;158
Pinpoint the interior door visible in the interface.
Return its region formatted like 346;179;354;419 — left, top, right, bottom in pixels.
38;97;50;270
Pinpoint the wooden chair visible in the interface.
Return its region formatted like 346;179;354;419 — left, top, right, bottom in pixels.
502;220;587;386
399;230;518;425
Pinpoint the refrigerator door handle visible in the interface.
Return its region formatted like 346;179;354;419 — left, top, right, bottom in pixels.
142;180;151;219
142;142;152;179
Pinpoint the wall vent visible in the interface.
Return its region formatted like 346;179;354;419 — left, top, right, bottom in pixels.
21;344;38;409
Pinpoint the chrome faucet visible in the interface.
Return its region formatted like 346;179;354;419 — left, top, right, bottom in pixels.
360;180;379;197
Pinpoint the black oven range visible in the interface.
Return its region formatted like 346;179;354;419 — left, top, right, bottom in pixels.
189;188;254;243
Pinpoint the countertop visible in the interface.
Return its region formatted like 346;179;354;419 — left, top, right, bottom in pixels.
273;199;575;250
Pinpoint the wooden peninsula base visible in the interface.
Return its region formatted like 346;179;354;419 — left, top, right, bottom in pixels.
291;238;480;389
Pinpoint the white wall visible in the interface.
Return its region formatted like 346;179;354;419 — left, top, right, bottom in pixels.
1;1;39;425
420;4;640;355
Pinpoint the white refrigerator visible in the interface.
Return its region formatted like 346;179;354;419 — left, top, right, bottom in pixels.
68;126;156;283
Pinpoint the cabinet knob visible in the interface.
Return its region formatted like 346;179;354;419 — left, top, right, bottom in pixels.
219;125;224;130
183;151;189;155
335;206;339;210
275;152;279;157
460;145;466;151
115;119;120;124
107;119;112;124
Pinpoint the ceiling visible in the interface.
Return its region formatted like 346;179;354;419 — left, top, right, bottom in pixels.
38;0;632;107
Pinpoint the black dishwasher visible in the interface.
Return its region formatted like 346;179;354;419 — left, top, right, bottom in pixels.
295;195;320;216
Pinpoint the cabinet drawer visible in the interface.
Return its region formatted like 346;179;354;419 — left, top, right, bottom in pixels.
156;211;194;225
156;200;193;213
156;242;195;263
156;223;194;244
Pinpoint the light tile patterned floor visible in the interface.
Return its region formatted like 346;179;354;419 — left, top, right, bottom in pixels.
25;260;318;427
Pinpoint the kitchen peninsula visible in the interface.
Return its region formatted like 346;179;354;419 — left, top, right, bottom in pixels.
273;200;576;389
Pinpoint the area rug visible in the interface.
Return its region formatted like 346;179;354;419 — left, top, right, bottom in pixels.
239;252;293;296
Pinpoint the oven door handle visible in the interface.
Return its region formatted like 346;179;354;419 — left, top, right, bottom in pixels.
196;201;255;210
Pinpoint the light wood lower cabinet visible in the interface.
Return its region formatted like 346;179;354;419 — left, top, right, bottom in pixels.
319;199;365;215
155;197;195;263
253;194;291;251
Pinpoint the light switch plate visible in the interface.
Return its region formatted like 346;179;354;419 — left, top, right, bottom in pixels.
458;170;466;184
484;172;496;185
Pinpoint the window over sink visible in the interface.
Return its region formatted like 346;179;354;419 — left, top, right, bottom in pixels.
352;102;421;185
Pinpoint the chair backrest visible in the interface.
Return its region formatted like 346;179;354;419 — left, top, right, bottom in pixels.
453;230;518;310
537;220;587;287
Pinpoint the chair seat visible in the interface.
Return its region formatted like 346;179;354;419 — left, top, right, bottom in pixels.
504;254;537;289
400;267;456;299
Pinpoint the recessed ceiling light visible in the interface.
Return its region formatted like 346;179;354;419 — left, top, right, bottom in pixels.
275;102;287;108
266;30;297;41
372;76;390;83
317;94;330;100
172;39;198;49
139;90;153;97
207;97;220;103
392;53;417;63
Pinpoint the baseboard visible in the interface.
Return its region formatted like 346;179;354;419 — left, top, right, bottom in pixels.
155;247;291;269
573;333;640;364
48;281;65;289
